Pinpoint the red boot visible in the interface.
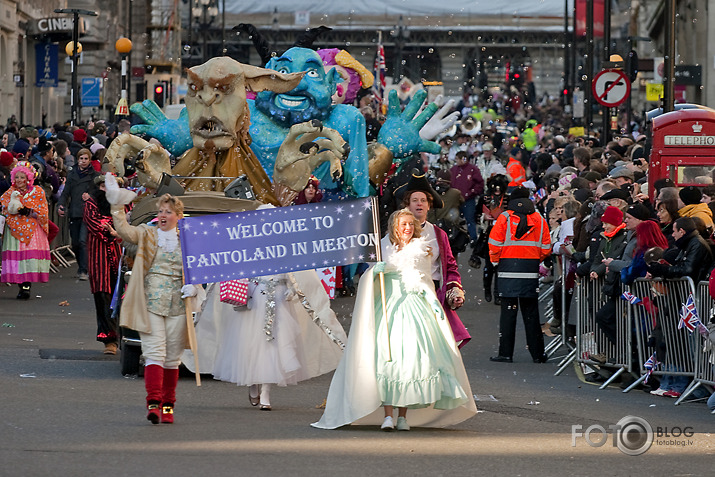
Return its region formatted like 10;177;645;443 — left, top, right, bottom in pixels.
144;364;164;424
161;368;179;424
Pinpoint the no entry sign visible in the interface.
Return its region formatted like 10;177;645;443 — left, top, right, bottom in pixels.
592;69;631;107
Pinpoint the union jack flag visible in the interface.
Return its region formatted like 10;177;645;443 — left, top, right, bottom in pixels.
534;188;547;202
678;294;700;333
643;351;660;384
620;291;642;305
372;35;386;113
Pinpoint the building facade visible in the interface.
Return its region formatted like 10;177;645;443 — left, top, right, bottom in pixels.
0;0;151;127
183;3;569;100
4;1;715;128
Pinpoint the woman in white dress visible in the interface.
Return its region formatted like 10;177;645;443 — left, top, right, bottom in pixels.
312;209;477;431
184;269;347;410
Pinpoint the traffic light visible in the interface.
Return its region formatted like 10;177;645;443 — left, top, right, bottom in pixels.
153;82;165;108
509;67;524;86
561;88;570;105
627;49;639;83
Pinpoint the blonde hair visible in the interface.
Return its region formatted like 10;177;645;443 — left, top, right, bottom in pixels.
156;194;184;218
388;208;422;246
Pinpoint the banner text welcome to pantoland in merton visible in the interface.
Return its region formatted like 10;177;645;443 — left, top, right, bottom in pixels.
180;198;379;284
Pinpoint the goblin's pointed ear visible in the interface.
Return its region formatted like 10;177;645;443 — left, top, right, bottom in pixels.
326;67;343;96
242;63;304;94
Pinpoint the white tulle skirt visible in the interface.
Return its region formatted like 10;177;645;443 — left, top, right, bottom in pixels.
183;271;346;387
213;279;307;386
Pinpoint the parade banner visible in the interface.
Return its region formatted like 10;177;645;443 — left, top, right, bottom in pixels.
180;198;379;285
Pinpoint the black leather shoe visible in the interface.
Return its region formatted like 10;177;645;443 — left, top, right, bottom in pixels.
484;288;492;302
494;296;501;306
533;354;548;363
17;285;30;300
489;356;513;363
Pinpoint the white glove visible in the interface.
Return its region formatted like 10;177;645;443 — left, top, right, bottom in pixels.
104;172;136;205
419;96;460;141
7;191;22;214
181;284;198;298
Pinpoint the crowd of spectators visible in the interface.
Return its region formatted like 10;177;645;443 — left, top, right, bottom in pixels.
1;117;131;353
361;84;715;407
2;79;714;409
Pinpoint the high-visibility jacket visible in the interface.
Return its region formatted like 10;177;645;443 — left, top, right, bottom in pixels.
488;204;550;297
506;157;526;188
522;127;538;152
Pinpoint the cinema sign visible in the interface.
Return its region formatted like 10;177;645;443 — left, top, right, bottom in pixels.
30;17;86;36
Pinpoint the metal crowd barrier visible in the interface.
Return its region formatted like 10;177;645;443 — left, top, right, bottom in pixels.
546;256;576;371
539;281;554;323
539;279;554;355
564;276;632;386
675;281;715;405
51;245;77;269
623;277;696;395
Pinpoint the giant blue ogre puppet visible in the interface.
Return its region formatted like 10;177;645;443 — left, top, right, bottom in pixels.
128;27;448;199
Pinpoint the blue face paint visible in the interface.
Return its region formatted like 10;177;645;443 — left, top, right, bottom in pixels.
255;48;338;127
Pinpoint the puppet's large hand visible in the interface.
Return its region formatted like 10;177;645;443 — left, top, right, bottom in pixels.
419;95;459;141
129;100;193;157
377;90;441;162
105;134;171;190
274;120;346;192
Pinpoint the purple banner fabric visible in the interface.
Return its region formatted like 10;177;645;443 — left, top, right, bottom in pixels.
180;198;378;285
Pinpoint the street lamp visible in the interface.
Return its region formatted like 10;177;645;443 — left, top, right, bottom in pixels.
64;40;83;126
115;37;133;118
65;41;82;56
55;8;97;126
192;0;218;63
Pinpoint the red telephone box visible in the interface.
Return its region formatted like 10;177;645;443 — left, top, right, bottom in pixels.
649;107;715;200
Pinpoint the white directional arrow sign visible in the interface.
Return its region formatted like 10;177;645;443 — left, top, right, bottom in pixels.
592;69;631;107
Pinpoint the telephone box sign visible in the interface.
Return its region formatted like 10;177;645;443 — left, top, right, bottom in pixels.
648;107;715;201
664;135;715;147
662;120;713;146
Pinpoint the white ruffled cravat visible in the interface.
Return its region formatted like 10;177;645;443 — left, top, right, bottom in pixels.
157;228;179;252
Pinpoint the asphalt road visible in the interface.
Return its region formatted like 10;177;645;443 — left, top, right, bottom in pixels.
1;258;714;476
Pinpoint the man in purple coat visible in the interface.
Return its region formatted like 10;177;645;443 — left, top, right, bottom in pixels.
389;171;471;348
450;150;484;247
